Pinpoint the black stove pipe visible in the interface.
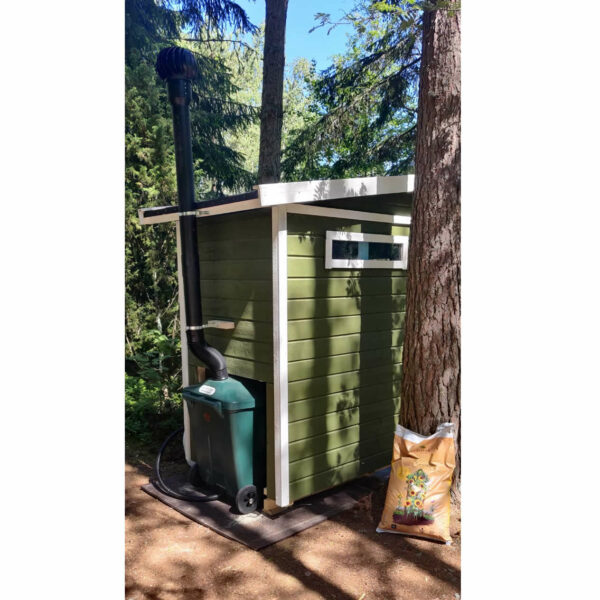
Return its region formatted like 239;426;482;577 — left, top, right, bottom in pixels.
156;47;228;380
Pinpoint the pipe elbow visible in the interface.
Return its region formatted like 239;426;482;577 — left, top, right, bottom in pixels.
188;334;228;380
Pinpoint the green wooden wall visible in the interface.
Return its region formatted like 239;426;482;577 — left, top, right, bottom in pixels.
187;209;274;384
286;194;412;502
181;192;411;506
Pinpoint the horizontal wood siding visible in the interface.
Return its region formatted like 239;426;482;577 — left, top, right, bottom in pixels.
286;200;410;503
288;276;407;299
289;330;404;362
289;450;392;501
188;210;273;383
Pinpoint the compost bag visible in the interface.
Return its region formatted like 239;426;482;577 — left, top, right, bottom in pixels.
377;422;455;543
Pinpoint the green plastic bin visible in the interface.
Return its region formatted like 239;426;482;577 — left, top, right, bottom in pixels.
183;376;265;513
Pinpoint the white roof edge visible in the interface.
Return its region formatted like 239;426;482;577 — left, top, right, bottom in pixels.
257;174;414;207
139;175;414;225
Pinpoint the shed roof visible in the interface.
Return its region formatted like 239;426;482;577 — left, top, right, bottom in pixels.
139;174;414;225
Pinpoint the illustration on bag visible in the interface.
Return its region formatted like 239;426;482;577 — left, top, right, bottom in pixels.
392;468;435;525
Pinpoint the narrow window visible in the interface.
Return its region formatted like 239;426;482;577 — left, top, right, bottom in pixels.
325;231;409;270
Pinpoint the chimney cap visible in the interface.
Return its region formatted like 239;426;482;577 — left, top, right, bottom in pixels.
156;47;198;81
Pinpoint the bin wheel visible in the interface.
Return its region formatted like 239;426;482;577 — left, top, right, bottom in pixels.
235;485;258;514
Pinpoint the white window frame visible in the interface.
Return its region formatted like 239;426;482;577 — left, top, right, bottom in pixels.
325;230;409;270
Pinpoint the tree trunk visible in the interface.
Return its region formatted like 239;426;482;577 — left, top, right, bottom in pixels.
400;1;461;494
258;0;288;184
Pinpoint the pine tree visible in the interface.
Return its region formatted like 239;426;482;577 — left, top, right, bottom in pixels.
400;0;461;494
125;0;257;441
282;0;421;180
258;0;289;184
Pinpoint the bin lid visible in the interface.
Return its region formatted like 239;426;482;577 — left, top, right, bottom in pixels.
183;377;256;411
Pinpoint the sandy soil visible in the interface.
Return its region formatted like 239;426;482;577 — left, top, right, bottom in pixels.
126;457;461;600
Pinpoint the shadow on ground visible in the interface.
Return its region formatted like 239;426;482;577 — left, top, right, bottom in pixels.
126;456;460;600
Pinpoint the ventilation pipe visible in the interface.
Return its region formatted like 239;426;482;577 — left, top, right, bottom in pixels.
156;47;228;380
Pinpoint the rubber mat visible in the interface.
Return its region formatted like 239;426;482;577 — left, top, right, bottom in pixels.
141;467;390;550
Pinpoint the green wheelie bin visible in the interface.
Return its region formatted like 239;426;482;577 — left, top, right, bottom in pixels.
183;376;266;514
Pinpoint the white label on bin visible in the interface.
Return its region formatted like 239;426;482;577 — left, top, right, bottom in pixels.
199;384;216;396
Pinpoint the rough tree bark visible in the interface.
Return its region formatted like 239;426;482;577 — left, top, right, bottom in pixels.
400;1;461;493
258;0;288;184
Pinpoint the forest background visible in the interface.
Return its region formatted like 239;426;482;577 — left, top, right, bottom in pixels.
125;0;421;445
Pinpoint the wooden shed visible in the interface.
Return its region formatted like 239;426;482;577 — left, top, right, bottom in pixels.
140;174;413;509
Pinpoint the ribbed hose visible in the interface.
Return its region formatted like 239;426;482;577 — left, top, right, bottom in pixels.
153;427;220;502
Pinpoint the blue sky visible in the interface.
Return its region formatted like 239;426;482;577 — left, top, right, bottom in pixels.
236;0;354;72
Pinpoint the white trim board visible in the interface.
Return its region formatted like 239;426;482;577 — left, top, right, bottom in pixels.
138;209;180;225
271;205;290;507
176;224;193;465
139;175;414;225
140;201;412;227
325;230;409;270
286;203;412;226
196;198;262;217
257;175;414;207
139;198;263;225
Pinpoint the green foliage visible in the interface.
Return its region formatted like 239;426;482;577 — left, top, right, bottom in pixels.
125;0;258;444
125;328;183;444
282;58;315;155
195;26;264;185
124;0;426;446
283;0;422;180
223;31;317;182
125;55;180;370
125;375;183;444
125;0;255;63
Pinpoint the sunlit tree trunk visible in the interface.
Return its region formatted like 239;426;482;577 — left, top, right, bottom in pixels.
400;0;461;494
258;0;288;183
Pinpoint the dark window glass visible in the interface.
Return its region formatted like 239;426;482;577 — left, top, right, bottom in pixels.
331;236;403;264
368;242;402;260
332;240;359;259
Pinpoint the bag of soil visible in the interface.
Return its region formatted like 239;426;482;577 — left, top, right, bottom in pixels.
376;422;455;543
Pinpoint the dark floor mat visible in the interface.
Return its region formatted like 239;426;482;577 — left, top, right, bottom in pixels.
141;467;390;550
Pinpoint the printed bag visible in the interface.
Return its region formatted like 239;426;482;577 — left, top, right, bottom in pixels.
377;422;455;543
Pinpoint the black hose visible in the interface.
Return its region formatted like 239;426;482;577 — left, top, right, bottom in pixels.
153;427;220;502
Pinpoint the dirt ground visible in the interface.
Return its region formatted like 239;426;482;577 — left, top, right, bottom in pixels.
126;454;461;600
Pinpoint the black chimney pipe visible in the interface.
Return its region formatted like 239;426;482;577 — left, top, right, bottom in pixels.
156;47;228;380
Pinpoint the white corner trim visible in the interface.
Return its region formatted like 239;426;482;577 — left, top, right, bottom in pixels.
176;224;193;465
258;175;414;207
325;230;409;270
272;205;290;507
286;203;411;226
